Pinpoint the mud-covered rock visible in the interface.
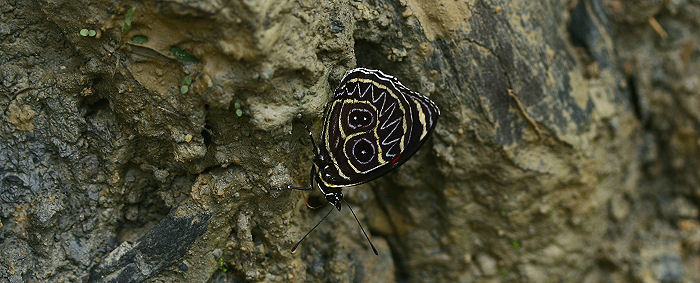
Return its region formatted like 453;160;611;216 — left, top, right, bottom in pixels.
1;0;699;282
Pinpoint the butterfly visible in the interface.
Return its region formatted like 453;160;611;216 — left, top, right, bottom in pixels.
279;68;440;255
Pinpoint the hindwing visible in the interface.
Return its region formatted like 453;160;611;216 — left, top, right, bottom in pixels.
317;68;440;187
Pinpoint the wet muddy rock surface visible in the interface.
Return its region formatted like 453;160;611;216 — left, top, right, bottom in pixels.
1;0;699;282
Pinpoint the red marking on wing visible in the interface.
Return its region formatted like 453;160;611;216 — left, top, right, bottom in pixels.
390;155;401;165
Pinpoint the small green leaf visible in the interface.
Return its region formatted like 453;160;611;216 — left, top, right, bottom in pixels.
180;85;189;94
131;35;148;43
183;76;192;85
511;241;521;248
79;29;89;36
125;7;136;22
234;102;241;109
217;257;227;272
122;22;131;34
598;174;608;182
88;30;97;37
170;46;199;63
122;7;136;34
235;109;243;117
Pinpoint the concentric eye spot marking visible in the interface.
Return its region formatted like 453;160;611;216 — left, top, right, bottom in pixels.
347;108;374;129
351;138;375;164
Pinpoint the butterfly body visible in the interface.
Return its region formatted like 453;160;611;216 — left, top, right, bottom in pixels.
309;68;440;211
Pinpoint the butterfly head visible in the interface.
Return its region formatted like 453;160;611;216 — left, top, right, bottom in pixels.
325;191;343;211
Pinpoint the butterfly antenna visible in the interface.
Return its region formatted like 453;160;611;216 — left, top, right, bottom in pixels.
302;122;320;156
344;199;378;255
291;206;334;253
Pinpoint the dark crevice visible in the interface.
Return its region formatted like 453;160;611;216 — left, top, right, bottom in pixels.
82;98;110;118
201;104;214;148
370;185;410;281
567;0;616;70
114;166;171;244
353;39;400;72
625;75;646;125
116;210;169;245
80;74;111;116
250;226;269;264
568;0;594;56
251;226;265;245
384;237;410;282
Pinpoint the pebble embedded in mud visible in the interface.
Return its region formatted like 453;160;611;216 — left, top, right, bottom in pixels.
7;103;36;132
476;253;498;276
609;194;631;222
417;42;434;57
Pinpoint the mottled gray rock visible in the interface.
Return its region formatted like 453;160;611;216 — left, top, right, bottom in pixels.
1;0;699;282
89;209;210;282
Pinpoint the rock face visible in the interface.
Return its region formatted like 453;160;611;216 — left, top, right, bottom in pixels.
1;0;698;282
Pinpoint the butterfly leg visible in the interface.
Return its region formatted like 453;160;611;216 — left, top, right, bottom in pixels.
274;186;321;209
275;167;322;209
303;165;321;209
301;191;321;210
276;185;312;191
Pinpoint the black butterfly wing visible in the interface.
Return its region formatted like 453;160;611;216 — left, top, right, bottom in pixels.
317;68;439;187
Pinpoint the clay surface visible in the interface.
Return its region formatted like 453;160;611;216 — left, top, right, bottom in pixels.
1;0;698;282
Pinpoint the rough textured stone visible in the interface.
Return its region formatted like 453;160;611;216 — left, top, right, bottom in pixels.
0;0;699;282
89;208;210;282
